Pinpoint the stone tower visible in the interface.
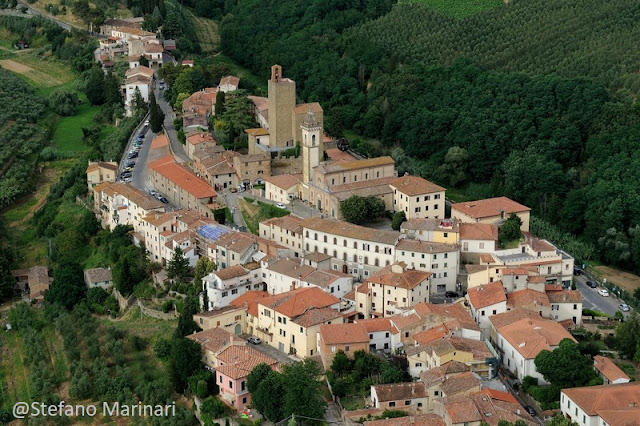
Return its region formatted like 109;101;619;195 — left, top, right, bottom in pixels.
267;65;296;150
302;107;322;184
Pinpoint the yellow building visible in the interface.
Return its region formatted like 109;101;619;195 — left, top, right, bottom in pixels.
86;161;118;191
400;218;460;244
451;196;531;232
406;336;492;378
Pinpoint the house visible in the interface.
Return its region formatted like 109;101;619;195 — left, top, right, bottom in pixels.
371;382;428;413
363;414;445;426
303;269;353;299
505;289;550;318
389;174;446;220
229;290;271;336
355;317;397;353
215;344;278;411
593;355;630;384
193;305;248;334
93;182;164;231
406;337;493;378
12;266;52;302
219;75;240;92
394;239;459;294
466;282;507;338
264;174;302;204
459;223;499;260
122;66;154;116
187;327;244;370
495;317;576;383
233;153;271;188
192;150;238;191
451;196;531;232
433;390;536;426
255;287;342;357
547;290;582;325
83;267;113;289
264;258;314;295
86;161;118;191
317;322;370;369
202;264;263;310
400;218;459;245
486;308;541;347
419;361;476;410
367;262;431;317
560;382;640;426
186;132;217;160
208;231;258;269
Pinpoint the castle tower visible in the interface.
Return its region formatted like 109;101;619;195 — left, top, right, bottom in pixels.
302;107;322;184
267;65;296;150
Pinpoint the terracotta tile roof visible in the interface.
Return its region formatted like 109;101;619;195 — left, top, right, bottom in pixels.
545;283;563;291
467;282;506;309
214;265;248;281
262;215;304;234
419;361;470;388
440;371;481;396
219;75;240;87
597;409;640;426
342;288;356;301
401;218;459;233
302;218;400;245
488;308;541;331
261;287;340;318
498;317;576;359
413;325;449;345
114;26;155;37
465;264;488;274
356;317;393;333
125;74;152;85
364;414;445;426
216;345;278;379
480;254;497;263
125;65;154;78
593;355;630;383
293;102;323;114
319;322;369;345
229;290;270;317
390;312;422;330
502;267;534;276
478;388;518;404
396;239;459;254
148;156;216;199
459;223;499;241
187;327;241;353
547;290;583;304
144;43;164;53
368;264;431;290
304;251;332;263
84;267;112;283
213;231;256;254
562;382;640;416
389;175;445;196
330;177;395;199
452;196;530;219
304;270;345;288
95;182;164;210
151;134;169;149
267;258;314;280
325;148;357;162
186;132;216;145
444;396;482;423
441;392;537;425
317;156;395;174
409;337;490;360
373;382;427;402
293;307;342;328
506;289;550;309
264;173;302;190
86;161;117;173
245;127;269;136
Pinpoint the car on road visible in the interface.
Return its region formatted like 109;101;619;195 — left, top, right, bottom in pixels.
137;133;145;140
620;304;630;312
124;167;133;173
248;337;261;345
444;291;458;298
586;281;597;288
126;160;136;167
158;196;168;203
523;406;536;417
598;288;610;297
120;173;132;180
144;120;149;127
573;267;582;275
159;84;164;90
276;203;286;209
127;152;138;159
149;189;158;196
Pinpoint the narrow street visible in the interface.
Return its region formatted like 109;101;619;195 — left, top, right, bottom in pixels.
574;271;629;317
155;86;189;163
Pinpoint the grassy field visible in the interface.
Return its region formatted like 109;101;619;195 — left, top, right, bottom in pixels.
239;198;289;234
189;12;220;54
403;0;504;18
0;53;75;95
53;93;101;153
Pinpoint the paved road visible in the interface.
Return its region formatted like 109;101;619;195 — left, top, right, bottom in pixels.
574;272;629;317
14;3;78;31
156;86;189;163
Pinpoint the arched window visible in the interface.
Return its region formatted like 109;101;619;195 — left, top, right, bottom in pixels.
353;242;357;249
333;237;337;244
364;256;368;264
343;240;347;247
306;244;309;251
386;260;390;266
324;235;327;243
305;231;309;238
343;253;347;260
353;254;358;262
324;248;328;255
312;134;316;146
375;259;379;266
333;250;337;258
375;246;379;253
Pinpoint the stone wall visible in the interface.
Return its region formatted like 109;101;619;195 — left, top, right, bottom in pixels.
113;289;136;312
137;300;178;320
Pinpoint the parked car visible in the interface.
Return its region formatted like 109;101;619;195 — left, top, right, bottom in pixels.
524;406;536;417
573;267;582;276
158;196;168;203
586;281;597;288
276;202;286;209
120;172;132;179
127;152;138;159
144;120;149;127
126;160;136;167
148;189;158;196
159;84;165;90
444;291;458;298
598;288;610;297
620;304;630;312
248;337;261;345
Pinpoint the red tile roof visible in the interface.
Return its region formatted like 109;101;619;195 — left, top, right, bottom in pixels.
452;196;530;219
356;317;393;333
389;175;445;196
506;289;550;309
372;382;427;402
216;345;278;379
292;307;342;328
229;290;270;318
264;173;302;190
593;355;630;383
187;327;241;353
219;75;240;87
547;290;583;304
413;324;449;345
459;223;499;241
562;382;640;416
367;264;431;290
467;282;506;309
148;156;216;199
260;287;340;318
364;414;445;426
498;317;576;359
319;322;369;345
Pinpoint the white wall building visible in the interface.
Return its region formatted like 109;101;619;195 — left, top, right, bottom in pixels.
202;265;263;310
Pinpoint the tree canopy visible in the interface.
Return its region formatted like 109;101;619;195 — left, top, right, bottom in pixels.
534;338;599;388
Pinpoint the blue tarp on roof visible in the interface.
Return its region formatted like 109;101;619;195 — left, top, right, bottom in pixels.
199;224;231;241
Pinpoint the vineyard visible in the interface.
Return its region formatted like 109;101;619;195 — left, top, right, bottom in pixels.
349;0;640;95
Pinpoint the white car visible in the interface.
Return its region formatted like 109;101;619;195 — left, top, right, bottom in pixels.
144;120;150;127
276;203;286;209
598;288;609;297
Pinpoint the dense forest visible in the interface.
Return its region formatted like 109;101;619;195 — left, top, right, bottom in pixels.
211;0;640;272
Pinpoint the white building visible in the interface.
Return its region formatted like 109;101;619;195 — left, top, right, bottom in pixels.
123;66;154;117
466;282;507;339
394;239;459;294
202;265;263;310
561;382;640;426
389;174;446;219
548;290;583;325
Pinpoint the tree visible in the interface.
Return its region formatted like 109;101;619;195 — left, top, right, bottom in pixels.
281;359;327;420
49;89;79;116
391;211;406;231
534;338;598;388
168;337;202;392
438;146;469;187
615;315;640;359
341;196;368;224
139;55;150;67
364;195;385;219
499;213;522;243
247;363;273;393
167;247;190;281
200;396;228;422
0;246;16;303
149;92;165;133
132;87;147;112
46;261;86;309
252;369;285;421
330;350;353;377
215;90;225;116
175;294;200;337
84;66;105;105
193;257;216;289
546;414;578;426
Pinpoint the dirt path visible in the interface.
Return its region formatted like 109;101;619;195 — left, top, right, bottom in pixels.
594;265;640;293
0;59;34;73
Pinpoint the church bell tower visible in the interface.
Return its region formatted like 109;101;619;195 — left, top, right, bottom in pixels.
301;107;322;184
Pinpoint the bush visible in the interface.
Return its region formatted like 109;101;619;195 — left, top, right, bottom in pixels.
49;89;79;116
162;300;174;313
154;338;171;358
39;146;60;161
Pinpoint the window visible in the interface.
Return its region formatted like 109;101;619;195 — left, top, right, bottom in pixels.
314;233;318;240
479;242;485;249
242;397;247;404
404;401;410;406
231;289;238;295
219;375;222;384
222;291;228;297
345;345;350;352
241;381;246;391
331;346;336;353
389;402;396;407
229;381;233;389
481;310;486;316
